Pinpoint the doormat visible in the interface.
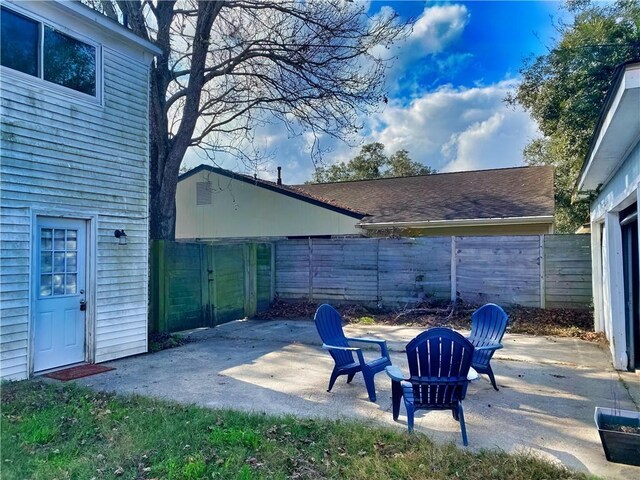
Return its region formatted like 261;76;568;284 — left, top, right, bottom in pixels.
45;364;115;381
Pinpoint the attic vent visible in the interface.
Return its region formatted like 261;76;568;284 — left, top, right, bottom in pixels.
196;181;212;205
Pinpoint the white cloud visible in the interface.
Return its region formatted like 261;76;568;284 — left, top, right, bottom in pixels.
367;80;539;173
371;4;470;93
182;79;539;183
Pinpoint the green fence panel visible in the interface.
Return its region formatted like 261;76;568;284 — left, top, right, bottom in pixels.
150;240;274;333
211;244;247;325
256;243;273;312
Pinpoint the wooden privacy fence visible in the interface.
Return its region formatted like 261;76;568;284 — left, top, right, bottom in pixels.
149;240;274;333
275;235;593;309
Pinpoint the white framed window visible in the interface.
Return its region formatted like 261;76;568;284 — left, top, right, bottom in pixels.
0;5;101;100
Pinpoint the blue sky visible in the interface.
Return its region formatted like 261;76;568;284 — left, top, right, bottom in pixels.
375;1;561;95
187;1;570;184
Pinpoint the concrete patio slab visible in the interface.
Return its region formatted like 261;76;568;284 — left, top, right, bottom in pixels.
73;319;640;479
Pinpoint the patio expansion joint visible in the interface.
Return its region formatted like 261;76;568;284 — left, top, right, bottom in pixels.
617;371;640;410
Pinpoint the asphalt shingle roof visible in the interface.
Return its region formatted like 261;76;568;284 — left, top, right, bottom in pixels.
294;166;554;224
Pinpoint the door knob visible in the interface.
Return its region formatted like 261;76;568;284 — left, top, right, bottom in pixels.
80;299;87;311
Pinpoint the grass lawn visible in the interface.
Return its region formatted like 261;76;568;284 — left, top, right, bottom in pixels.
1;381;595;480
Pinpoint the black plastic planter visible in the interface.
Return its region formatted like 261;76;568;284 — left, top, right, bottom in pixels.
594;407;640;466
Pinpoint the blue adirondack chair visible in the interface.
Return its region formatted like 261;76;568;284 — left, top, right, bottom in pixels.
314;304;391;402
468;303;508;391
386;328;474;445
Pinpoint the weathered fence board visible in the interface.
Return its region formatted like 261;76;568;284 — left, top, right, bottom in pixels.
544;235;592;308
275;234;592;309
456;235;541;308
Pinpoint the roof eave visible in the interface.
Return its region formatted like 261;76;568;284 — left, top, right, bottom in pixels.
576;61;640;195
358;216;555;229
53;0;162;56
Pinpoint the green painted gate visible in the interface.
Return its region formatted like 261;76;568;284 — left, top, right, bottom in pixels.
150;241;274;333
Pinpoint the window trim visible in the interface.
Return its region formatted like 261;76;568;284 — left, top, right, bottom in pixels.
1;4;103;104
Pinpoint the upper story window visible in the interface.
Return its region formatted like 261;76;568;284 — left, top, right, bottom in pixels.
0;6;97;97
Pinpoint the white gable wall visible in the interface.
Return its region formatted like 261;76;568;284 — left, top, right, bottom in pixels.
0;1;153;379
176;170;361;240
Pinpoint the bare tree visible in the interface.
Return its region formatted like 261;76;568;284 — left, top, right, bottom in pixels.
89;0;406;239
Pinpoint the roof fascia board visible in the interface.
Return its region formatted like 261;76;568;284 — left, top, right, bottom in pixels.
358;216;555;229
179;165;366;219
577;62;640;193
51;1;162;56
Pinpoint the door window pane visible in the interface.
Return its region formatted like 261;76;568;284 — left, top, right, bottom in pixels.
40;227;81;297
66;252;77;272
41;229;53;251
54;229;66;250
40;275;52;297
53;274;64;295
41;252;52;273
54;252;65;272
66;230;77;250
65;274;77;295
0;7;39;77
44;26;96;96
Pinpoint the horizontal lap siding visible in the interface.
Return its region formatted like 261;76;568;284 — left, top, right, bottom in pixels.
0;46;150;378
544;235;593;308
0;207;30;380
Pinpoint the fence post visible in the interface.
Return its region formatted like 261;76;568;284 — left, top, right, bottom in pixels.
539;234;546;309
155;240;167;333
208;244;218;326
450;236;457;302
376;238;381;306
270;242;276;302
244;243;257;317
199;244;210;327
308;237;313;301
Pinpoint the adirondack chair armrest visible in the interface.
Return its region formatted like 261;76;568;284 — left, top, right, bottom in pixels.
322;344;366;365
385;365;407;383
346;337;390;357
322;344;359;352
474;343;503;352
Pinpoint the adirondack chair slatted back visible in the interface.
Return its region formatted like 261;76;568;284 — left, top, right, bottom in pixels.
470;304;508;368
314;304;354;366
406;328;474;408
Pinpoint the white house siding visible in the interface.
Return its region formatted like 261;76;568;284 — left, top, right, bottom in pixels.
590;140;640;370
176;170;361;240
0;2;153;379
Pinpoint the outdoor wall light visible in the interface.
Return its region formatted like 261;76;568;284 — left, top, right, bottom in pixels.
114;229;128;245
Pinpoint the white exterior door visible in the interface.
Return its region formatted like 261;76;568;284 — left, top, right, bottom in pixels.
34;217;87;372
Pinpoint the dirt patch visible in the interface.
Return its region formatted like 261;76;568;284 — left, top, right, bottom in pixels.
254;299;604;343
148;332;190;353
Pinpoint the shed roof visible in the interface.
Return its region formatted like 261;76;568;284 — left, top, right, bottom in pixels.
295;166;555;225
